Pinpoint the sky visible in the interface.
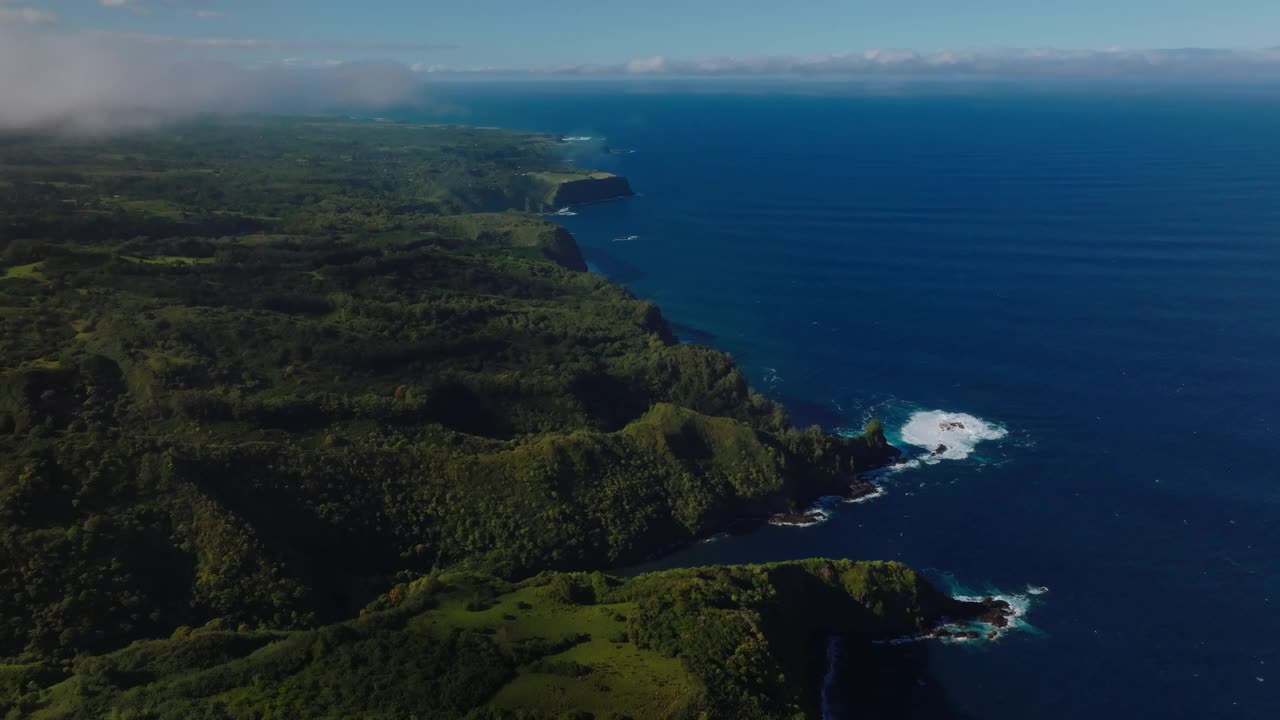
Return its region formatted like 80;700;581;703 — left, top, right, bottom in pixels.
4;1;1280;133
11;0;1280;69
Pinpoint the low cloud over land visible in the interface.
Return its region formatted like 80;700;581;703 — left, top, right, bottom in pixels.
0;20;430;134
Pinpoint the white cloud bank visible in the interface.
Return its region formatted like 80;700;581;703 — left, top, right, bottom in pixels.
6;14;1280;137
430;47;1280;82
0;5;57;24
0;22;427;134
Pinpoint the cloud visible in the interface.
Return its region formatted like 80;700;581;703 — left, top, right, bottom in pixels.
0;24;428;135
200;38;451;52
417;47;1280;82
96;0;154;15
0;6;57;24
118;33;456;53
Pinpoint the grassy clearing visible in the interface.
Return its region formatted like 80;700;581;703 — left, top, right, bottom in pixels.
528;171;599;184
491;634;693;720
69;319;94;342
119;255;215;266
33;181;91;190
110;198;188;219
407;580;696;720
2;263;46;282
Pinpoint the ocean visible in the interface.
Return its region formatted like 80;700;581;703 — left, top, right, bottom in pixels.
402;84;1280;719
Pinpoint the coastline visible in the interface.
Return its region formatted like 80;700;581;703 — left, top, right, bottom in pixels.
0;115;1054;720
542;159;1030;711
542;175;903;557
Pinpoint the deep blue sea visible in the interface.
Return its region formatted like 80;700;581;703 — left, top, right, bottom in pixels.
403;84;1280;719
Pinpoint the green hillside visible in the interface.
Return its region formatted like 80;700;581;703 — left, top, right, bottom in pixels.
5;560;987;720
0;117;942;719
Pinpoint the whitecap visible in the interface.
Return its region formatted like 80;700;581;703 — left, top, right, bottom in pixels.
563;136;593;142
899;410;1008;463
762;367;783;390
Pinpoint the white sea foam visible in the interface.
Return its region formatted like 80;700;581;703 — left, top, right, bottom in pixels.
899;410;1008;463
886;458;922;474
845;485;888;504
768;496;843;527
945;591;1034;643
544;207;578;217
763;367;783;391
872;580;1039;646
563;136;593;142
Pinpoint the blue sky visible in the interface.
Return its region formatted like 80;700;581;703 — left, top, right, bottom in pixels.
27;1;1280;68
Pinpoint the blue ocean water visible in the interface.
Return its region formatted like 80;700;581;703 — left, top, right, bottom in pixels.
406;85;1280;719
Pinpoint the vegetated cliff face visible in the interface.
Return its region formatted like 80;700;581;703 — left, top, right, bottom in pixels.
0;118;900;666
3;561;987;720
550;173;635;206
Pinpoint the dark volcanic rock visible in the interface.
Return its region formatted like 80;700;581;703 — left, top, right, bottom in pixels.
770;510;825;526
847;480;879;502
936;596;1016;634
976;598;1013;628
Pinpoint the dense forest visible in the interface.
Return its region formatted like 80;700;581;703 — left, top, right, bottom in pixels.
4;560;993;720
0;117;929;718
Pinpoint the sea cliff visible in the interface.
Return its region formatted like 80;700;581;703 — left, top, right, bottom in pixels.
546;172;635;207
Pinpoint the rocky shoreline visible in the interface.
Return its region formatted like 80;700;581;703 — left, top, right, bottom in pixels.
937;597;1019;640
870;596;1022;646
766;474;890;528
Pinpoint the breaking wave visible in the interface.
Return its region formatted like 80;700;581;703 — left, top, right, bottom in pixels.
899;410;1008;463
768;496;843;527
872;577;1040;647
846;485;888;504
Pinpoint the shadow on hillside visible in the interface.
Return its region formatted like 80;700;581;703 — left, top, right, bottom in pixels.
669;321;718;346
582;247;647;284
777;394;848;430
829;641;979;720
